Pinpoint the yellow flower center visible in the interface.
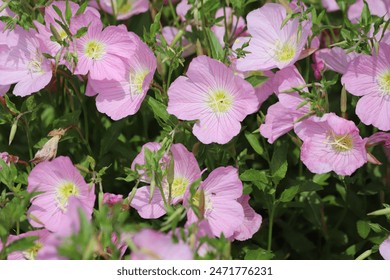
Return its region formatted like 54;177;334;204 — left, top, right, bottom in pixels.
118;0;133;14
378;71;390;95
56;182;79;210
84;40;106;60
207;89;233;113
129;69;149;95
275;42;296;62
170;177;189;198
327;132;354;152
23;242;43;260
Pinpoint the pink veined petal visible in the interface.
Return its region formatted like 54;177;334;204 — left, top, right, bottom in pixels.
273;66;307;94
316;47;359;75
95;88;146;120
13;71;52;97
356;94;390;131
167;76;210;120
342;55;381;97
206;198;244;238
170;143;201;184
202;166;242;199
232;195;262;241
130;186;166;219
193;112;242;145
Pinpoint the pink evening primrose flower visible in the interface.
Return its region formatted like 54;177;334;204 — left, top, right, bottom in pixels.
103;193;124;206
131;229;193;260
294;113;367;176
211;7;247;46
4;230;52;260
90;0;149;20
322;0;340;12
0;27;53;97
316;47;359;75
231;195;262;241
34;1;100;59
260;66;311;144
380;236;390;260
184;166;244;239
87;32;156;120
167;55;259;145
236;3;312;72
130;142;201;219
74;22;136;81
342;43;390;131
27;156;95;233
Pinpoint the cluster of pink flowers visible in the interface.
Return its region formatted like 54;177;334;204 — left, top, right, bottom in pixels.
2;0;390;260
130;142;262;243
0;1;156;120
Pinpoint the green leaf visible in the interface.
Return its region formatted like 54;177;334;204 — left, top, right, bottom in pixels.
279;185;299;202
357;220;370;239
65;0;72;24
6;236;38;255
205;28;224;60
74;27;88;38
270;143;288;185
245;248;274;260
75;1;88;16
245;131;267;160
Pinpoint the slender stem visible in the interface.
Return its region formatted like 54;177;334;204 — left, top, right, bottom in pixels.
168;0;179;27
267;203;275;252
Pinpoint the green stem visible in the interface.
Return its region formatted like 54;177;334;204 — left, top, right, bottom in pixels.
267;204;275;252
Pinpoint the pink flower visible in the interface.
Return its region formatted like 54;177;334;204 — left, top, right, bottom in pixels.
90;0;149;20
27;156;95;232
4;230;52;260
236;3;312;72
342;43;390;131
103;193;124;206
167;55;259;144
380;236;390;260
87;32;156;120
231;195;262;241
130;142;201;219
260;66;311;144
74;22;136;81
184;166;244;239
294;113;367;176
211;7;246;46
34;1;100;60
316;47;359;75
322;0;340;12
0;27;53;96
131;229;193;260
